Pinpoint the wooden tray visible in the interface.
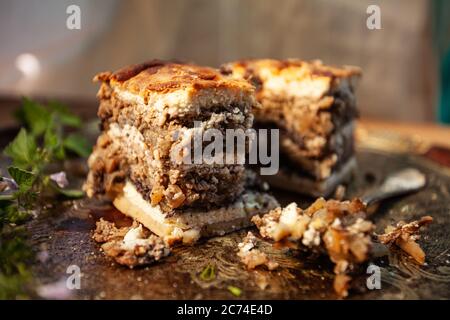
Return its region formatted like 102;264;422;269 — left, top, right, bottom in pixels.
3;127;450;300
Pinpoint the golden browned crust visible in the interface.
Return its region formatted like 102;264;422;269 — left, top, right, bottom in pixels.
94;59;254;98
221;58;361;91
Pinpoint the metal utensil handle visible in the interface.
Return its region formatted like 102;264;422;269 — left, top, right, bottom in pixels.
361;168;426;207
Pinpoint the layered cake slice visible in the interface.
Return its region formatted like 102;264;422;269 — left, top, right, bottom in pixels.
84;60;279;245
221;59;361;197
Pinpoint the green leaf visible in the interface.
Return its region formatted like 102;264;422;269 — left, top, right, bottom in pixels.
5;205;31;224
48;178;84;199
44;124;65;160
3;128;37;169
48;101;82;128
0;225;32;299
7;167;36;193
0;272;31;300
0;229;32;274
54;187;85;199
199;265;216;281
22;97;51;136
43;125;58;149
0;195;14;202
13;106;26;125
63;133;91;158
227;285;242;297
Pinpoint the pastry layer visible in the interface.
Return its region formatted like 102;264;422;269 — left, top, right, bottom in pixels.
86;61;259;212
113;181;279;245
221;59;360;159
220;59;360;101
279;121;355;180
221;59;360;195
84;123;248;213
95;60;258;125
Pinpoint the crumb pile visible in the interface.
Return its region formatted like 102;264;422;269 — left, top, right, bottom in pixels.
249;199;432;297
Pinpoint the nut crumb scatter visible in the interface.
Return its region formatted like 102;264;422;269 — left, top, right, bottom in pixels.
252;198;374;298
252;199;434;298
93;218;170;268
378;216;433;265
237;232;279;271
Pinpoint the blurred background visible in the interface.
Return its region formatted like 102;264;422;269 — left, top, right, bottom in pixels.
0;0;449;128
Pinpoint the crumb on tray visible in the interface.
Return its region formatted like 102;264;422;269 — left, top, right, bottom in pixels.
252;198;374;298
237;232;279;271
378;215;433;265
251;198;434;298
93;218;170;268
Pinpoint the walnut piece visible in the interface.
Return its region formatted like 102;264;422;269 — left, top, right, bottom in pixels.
92;218;129;243
93;218;170;268
378;215;433;265
252;198;373;298
252;198;373;266
164;184;186;209
150;185;165;206
252;198;434;297
237;232;279;271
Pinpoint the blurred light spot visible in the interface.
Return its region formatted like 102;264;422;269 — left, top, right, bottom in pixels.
15;53;41;77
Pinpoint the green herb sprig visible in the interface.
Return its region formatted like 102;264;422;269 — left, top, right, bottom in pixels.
227;285;242;297
199;264;216;282
0;98;91;299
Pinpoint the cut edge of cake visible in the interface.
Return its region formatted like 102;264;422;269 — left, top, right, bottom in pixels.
113;180;279;246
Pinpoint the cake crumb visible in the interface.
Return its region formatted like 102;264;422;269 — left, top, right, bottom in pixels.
252;198;374;298
378;215;433;265
333;274;351;298
237;232;279;271
334;184;346;200
93;219;170;268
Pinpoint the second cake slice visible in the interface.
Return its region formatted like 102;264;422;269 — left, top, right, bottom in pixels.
221;59;361;197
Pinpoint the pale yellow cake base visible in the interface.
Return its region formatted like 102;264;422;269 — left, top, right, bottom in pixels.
113;181;279;246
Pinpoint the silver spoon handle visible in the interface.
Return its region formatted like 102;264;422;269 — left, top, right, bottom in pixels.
361;168;426;206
